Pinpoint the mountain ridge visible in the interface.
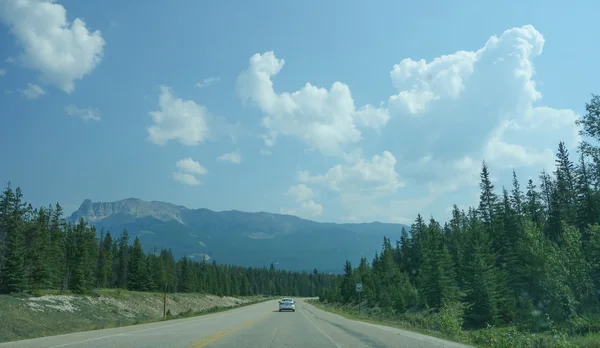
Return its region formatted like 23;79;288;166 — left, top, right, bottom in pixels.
69;198;410;273
71;197;399;225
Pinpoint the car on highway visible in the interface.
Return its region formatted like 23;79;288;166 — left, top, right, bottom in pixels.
278;298;296;312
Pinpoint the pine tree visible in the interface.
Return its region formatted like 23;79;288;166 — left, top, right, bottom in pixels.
416;218;459;309
29;207;52;290
2;185;28;293
510;170;524;222
524;179;544;228
116;230;129;288
340;260;354;303
97;232;113;288
49;203;65;288
478;161;498;235
575;94;600;158
574;149;599;237
127;237;147;291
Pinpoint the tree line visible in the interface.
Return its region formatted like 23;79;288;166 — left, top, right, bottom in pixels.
0;190;338;297
322;94;600;332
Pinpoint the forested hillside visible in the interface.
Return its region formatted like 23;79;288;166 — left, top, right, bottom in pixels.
321;95;600;344
0;190;338;297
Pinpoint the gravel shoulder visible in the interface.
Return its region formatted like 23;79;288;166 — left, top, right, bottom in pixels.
0;289;271;343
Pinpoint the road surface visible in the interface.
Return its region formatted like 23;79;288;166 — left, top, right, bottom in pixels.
0;298;472;348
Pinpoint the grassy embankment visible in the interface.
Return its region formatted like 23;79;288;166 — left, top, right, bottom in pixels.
0;289;274;343
307;300;600;348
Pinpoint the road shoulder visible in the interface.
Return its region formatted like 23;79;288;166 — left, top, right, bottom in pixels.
303;300;473;348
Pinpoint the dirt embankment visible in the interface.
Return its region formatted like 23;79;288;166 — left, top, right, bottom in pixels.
0;289;271;343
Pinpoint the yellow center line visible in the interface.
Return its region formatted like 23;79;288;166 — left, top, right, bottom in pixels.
190;311;273;348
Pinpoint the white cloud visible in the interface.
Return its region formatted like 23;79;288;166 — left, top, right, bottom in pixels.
286;184;314;202
0;0;105;93
196;77;220;88
280;200;324;218
18;83;46;99
175;157;207;175
260;149;272;156
65;104;101;121
172;158;207;186
171;172;201;186
482;107;580;173
236;51;389;157
147;86;211;146
293;150;405;221
299;150;404;194
281;184;324;218
271;25;582;223
387;25;577;169
381;25;581;203
0;69;5;77
217;151;241;164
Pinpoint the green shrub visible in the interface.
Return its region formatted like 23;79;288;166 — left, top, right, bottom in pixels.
432;302;466;340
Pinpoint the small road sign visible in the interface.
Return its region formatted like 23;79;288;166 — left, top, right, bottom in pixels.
356;283;363;292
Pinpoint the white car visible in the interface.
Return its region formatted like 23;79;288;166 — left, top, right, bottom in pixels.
278;298;296;312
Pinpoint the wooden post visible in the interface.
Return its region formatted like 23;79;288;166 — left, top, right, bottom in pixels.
359;290;362;315
163;284;167;319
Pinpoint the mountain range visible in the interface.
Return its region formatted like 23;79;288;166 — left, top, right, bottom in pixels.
68;198;409;274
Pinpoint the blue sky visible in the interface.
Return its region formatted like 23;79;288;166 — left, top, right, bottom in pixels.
0;0;598;223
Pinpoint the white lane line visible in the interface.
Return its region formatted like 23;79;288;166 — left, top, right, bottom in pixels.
299;305;342;348
268;328;279;348
47;334;125;348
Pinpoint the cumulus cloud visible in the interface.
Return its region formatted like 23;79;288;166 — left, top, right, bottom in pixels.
147;86;239;147
0;69;5;78
196;77;220;88
0;0;105;93
175;157;208;175
360;25;582;215
18;83;46;99
387;25;578;175
217;151;241;164
293;150;405;221
281;184;324;218
286;184;314;202
236;51;389;157
172;157;207;186
65;104;101;121
270;25;582;222
147;86;211;146
280;200;324;218
171;172;201;186
298;151;404;194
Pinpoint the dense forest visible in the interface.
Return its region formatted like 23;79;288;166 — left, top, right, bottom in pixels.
321;95;600;334
0;191;338;297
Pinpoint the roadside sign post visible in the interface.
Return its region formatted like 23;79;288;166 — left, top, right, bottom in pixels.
356;283;363;315
163;284;168;319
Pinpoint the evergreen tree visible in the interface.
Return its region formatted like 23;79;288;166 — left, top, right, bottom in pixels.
127;237;147;291
2;185;27;293
116;230;129;288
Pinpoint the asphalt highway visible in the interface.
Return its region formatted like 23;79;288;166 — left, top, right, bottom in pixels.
0;298;472;348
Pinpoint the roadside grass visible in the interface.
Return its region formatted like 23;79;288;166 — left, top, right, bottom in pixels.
307;300;599;348
163;296;276;321
569;333;600;348
0;290;275;344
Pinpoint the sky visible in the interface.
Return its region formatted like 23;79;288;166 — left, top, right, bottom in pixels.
0;0;599;224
